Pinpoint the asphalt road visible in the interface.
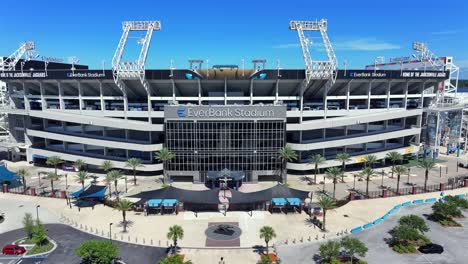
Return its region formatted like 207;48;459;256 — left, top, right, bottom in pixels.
277;203;468;264
0;224;166;264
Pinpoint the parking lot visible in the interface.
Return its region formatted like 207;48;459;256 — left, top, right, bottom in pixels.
277;203;468;264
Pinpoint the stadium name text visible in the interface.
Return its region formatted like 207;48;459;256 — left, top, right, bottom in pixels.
0;71;107;79
183;108;275;118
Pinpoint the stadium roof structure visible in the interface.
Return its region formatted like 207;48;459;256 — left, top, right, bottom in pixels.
229;184;310;204
128;186;221;205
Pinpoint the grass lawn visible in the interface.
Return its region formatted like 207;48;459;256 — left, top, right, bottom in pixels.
26;241;54;255
14;238;35;244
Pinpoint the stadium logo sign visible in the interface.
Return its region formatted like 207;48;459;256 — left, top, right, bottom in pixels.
177;108;186;117
178;107;275;118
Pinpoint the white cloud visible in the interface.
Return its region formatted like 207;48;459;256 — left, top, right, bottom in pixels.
272;38;400;51
431;29;464;35
333;38;401;51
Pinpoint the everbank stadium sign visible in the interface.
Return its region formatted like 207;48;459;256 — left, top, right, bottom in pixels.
165;105;286;120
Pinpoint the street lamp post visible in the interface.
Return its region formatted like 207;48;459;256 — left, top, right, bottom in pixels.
125;177;128;193
407;168;411;184
353;174;357;190
381;170;385;188
109;223;113;242
36;205;40;221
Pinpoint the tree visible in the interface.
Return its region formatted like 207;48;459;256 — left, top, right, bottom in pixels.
100;160;114;173
325;167;342;199
75;240;119;264
341;237;368;262
431;200;463;221
115;199;133;232
75;171;89;189
317;195;336;231
398;215;429;233
158;254;193;264
336;153;351;182
74;159;86;171
259;226;276;254
309;154;326;184
360;167;375;197
17;168;29;193
277;146;298;183
392;166;407;194
167;225;184;248
107;170;123;200
417;158;436;191
22;213;35;239
125;158;144;185
391;224;423;243
32;219;48;246
363;154;377;168
46;156;62;177
319;240;341;263
386;151;403;178
104;173;113;197
155;148;176;183
45;172;61;195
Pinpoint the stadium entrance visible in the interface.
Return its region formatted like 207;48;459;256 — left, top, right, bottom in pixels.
164;105;286;184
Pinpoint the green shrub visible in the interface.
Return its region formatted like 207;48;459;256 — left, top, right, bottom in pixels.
392;243;417;253
398;215;429;233
444;195;468;209
439;219;462;227
357;260;368;264
27;241;54;255
32;220;48;246
75;240;119;264
22;213;35;239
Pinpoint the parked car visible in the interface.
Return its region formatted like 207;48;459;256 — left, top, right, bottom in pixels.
312;207;323;216
2;244;26;255
62;163;78;172
418;243;444;254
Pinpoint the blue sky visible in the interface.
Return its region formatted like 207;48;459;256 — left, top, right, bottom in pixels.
1;0;467;77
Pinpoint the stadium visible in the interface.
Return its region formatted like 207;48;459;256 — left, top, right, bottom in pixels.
0;20;461;187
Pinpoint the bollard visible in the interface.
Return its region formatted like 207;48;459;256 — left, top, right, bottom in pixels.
322;234;326;239
293;238;296;244
135;237;138;243
315;235;319;240
121;235;123;240
143;238;145;244
285;239;288;245
80;224;83;229
85;225;87;231
128;236;130;242
102;230;104;236
159;240;161;246
166;241;169;246
90;227;93;232
151;239;153;245
300;237;303;243
114;234;117;239
308;236;311;241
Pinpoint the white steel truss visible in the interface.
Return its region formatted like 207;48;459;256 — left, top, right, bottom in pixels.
412;42;444;68
289;19;338;83
0;41;36;71
112;21;161;93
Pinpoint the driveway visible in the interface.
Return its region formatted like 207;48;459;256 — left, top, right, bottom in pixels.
0;224;166;264
277;203;468;264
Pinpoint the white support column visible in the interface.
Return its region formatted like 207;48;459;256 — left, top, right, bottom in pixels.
39;82;46;110
386;81;391;109
367;81;372;109
23;82;30;111
323;83;328;119
198;79;202;105
171;79;176;103
404;81;408;109
123;87;128;120
99;81;105;111
250;80;253;105
420;81;426;108
147;91;152;123
275;79;279;104
58;81;65;110
224;78;227;105
77;82;83;112
346;81;351;111
299;81;305;123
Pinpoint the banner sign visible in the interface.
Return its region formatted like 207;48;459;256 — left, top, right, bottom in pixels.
337;70;449;79
165;105;287;120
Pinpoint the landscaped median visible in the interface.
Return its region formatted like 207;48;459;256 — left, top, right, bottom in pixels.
14;237;57;257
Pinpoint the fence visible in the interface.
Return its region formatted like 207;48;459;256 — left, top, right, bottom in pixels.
3;184;67;199
350;176;468;201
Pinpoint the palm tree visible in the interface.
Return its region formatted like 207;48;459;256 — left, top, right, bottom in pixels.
325;167;342;199
278;146;298;183
259;226;277;254
125;158;144;185
75;171;89;189
317;195;336;231
100;160;114;173
115;199;133;232
155;148;176;183
393;166;407;195
107;170;123;200
363;154;378;168
46;156;62;177
386;151;403;178
336;153;351;182
309;154;326;184
73;159;86;172
360;167;375;197
167;225;184;249
16;168;29;193
418;158;436;191
45;172;60;195
104;173;113;197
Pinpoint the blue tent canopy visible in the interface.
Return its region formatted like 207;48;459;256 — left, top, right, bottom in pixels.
272;198;287;206
71;185;89;198
162;199;178;206
71;185;107;199
286;198;301;206
147;199;163;207
0;165;19;182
